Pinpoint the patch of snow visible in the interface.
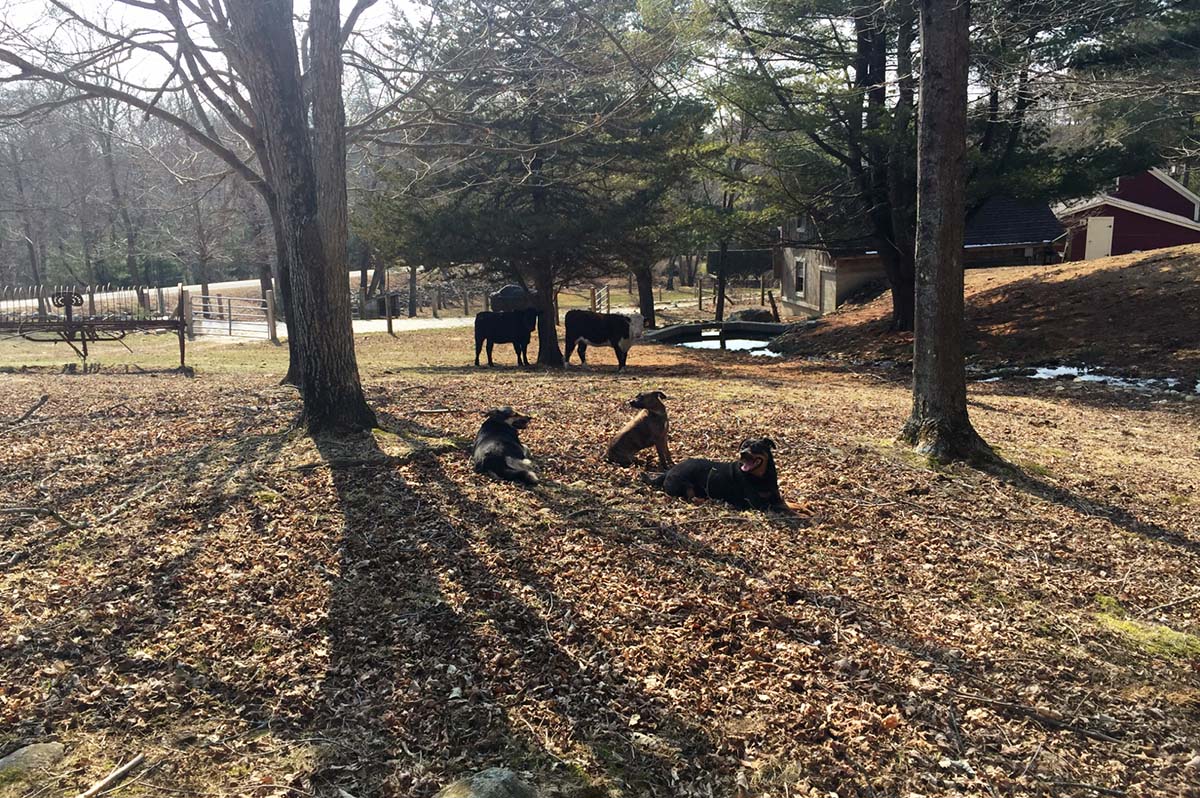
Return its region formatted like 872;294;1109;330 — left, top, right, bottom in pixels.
678;338;782;357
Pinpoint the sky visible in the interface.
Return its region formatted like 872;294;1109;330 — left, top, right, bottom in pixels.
0;0;418;83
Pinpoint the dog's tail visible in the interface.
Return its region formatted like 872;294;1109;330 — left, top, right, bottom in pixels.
640;471;666;488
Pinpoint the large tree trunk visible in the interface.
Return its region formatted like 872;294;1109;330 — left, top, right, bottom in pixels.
633;261;656;328
533;269;563;367
901;0;992;463
228;0;374;433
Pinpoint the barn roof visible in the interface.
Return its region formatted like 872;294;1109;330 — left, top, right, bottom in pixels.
964;196;1065;247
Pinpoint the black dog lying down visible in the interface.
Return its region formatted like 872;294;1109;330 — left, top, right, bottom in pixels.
645;437;785;511
472;407;539;485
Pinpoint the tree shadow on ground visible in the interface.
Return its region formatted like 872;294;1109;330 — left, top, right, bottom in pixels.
309;422;751;796
980;459;1200;556
0;425;296;755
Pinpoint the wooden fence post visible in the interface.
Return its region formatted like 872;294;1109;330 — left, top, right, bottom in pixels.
385;267;394;336
157;286;166;315
175;287;187;368
227;298;233;335
698;279;704;310
265;289;279;344
760;274;766;305
463;286;469;317
767;290;780;323
590;286;597;312
433;287;440;319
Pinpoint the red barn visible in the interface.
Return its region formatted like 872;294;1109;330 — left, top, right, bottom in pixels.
1059;168;1200;260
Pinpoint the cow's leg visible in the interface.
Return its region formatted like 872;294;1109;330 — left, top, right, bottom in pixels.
486;341;495;367
577;342;588;367
512;341;522;366
614;343;628;371
475;335;484;367
564;334;577;364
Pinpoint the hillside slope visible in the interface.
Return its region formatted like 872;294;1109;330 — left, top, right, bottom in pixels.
773;245;1200;383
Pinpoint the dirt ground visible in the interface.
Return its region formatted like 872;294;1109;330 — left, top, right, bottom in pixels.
1;323;1199;798
773;245;1200;386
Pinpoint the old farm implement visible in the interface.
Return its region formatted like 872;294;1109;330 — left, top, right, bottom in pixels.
0;287;188;369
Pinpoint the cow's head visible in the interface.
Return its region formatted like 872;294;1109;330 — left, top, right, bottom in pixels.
624;312;644;340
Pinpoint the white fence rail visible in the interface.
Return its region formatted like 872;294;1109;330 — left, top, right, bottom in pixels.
188;291;279;342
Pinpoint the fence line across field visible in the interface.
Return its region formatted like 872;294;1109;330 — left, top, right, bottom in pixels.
0;283;185;323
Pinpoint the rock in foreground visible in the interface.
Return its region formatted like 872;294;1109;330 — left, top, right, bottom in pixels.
434;768;537;798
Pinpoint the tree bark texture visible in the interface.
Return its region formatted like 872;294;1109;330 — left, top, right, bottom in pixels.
634;262;656;328
901;0;992;463
534;269;563;367
262;191;302;385
228;0;374;433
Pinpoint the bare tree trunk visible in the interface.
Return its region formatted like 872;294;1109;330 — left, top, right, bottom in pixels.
633;261;656;328
262;192;301;386
247;200;273;299
665;255;676;290
7;140;47;318
366;252;385;298
714;241;728;322
97;121;143;302
879;245;915;331
901;0;992;463
228;0;374;433
533;269;563;367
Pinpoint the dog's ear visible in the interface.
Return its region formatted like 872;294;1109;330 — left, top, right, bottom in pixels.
654;390;669;400
739;438;752;450
763;438;776;450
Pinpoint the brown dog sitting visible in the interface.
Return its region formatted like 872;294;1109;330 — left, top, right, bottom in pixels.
606;390;672;468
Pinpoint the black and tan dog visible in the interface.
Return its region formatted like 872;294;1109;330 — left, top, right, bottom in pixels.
644;437;785;511
471;407;539;485
606;390;672;468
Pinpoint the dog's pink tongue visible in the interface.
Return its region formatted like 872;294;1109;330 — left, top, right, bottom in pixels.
739;461;752;472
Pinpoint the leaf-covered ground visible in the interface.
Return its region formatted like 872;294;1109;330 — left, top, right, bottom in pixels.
773;245;1200;386
1;327;1198;798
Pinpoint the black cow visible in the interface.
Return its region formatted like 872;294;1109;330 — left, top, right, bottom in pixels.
564;309;644;371
474;307;538;367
